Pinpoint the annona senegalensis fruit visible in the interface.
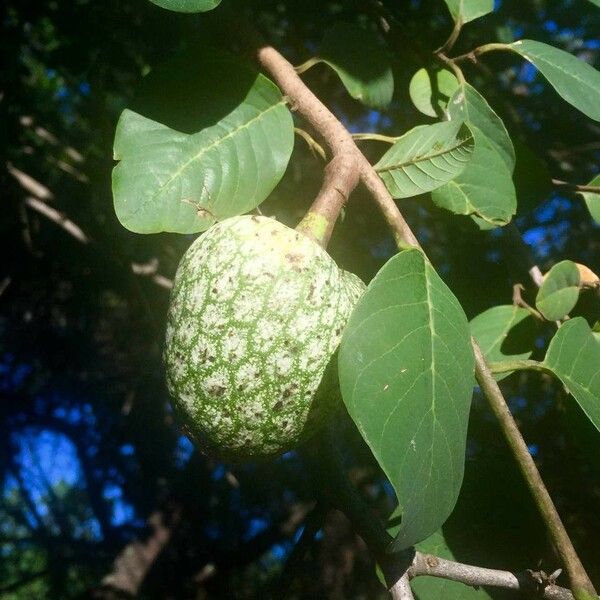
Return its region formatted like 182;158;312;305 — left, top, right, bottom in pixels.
164;215;365;459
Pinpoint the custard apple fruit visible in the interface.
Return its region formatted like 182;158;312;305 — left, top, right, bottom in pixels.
164;215;365;459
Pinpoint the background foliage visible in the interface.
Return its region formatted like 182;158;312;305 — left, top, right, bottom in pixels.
1;0;599;597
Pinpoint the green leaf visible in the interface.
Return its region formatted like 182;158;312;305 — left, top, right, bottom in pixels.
412;530;494;599
374;121;474;198
431;130;516;225
319;23;394;109
470;305;536;381
409;68;459;118
449;84;515;172
510;39;600;122
535;260;580;321
543;318;600;432
112;52;293;234
431;86;517;225
148;0;221;12
339;248;474;551
579;174;600;224
588;0;600;6
443;0;494;23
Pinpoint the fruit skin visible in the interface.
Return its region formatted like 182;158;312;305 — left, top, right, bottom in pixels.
164;215;365;459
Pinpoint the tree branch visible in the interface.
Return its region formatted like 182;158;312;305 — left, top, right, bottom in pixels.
250;35;596;600
96;510;179;598
410;553;573;600
552;178;600;195
473;341;596;599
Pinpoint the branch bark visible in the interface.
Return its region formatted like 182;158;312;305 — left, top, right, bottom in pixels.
95;510;179;598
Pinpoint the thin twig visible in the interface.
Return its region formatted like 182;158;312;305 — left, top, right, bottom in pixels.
389;573;415;600
435;17;463;55
410;553;573;600
552;178;600;195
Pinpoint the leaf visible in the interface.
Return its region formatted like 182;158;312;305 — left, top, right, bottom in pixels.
543;318;600;432
412;530;495;599
148;0;221;12
112;52;293;234
431;130;516;225
579;174;600;224
443;0;494;23
449;84;515;172
339;248;475;551
588;0;600;6
510;39;600;122
409;68;459;118
536;260;580;321
374;121;474;199
319;23;394;109
470;305;536;381
431;86;517;225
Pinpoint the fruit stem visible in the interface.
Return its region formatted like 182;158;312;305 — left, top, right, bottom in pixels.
295;154;359;248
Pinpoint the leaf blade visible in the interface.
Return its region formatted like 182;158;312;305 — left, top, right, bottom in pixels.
543;318;600;432
112;54;294;234
470;305;536;381
536;260;581;321
339;249;474;550
431;86;517;225
580;174;600;224
375;121;474;198
443;0;494;23
148;0;221;12
319;23;394;109
409;68;459;118
510;39;600;122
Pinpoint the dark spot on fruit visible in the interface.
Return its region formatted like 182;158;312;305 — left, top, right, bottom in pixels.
282;387;293;398
251;215;259;222
237;384;244;391
285;252;303;266
335;327;342;335
208;384;226;397
273;401;283;411
207;355;215;363
211;287;217;294
282;420;288;428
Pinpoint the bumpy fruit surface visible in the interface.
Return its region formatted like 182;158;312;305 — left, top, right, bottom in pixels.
164;215;365;459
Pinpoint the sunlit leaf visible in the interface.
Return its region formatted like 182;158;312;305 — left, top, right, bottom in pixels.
470;305;536;381
543;318;600;432
148;0;221;12
448;84;515;171
409;68;459;117
443;0;494;23
536;260;580;321
431;86;516;225
319;23;394;108
375;121;474;198
575;263;600;286
112;52;293;234
339;248;474;551
579;174;600;224
510;40;600;122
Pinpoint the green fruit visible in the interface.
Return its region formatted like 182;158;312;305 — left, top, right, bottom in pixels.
164;215;365;459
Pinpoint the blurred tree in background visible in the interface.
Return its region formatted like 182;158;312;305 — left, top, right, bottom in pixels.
1;0;599;598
